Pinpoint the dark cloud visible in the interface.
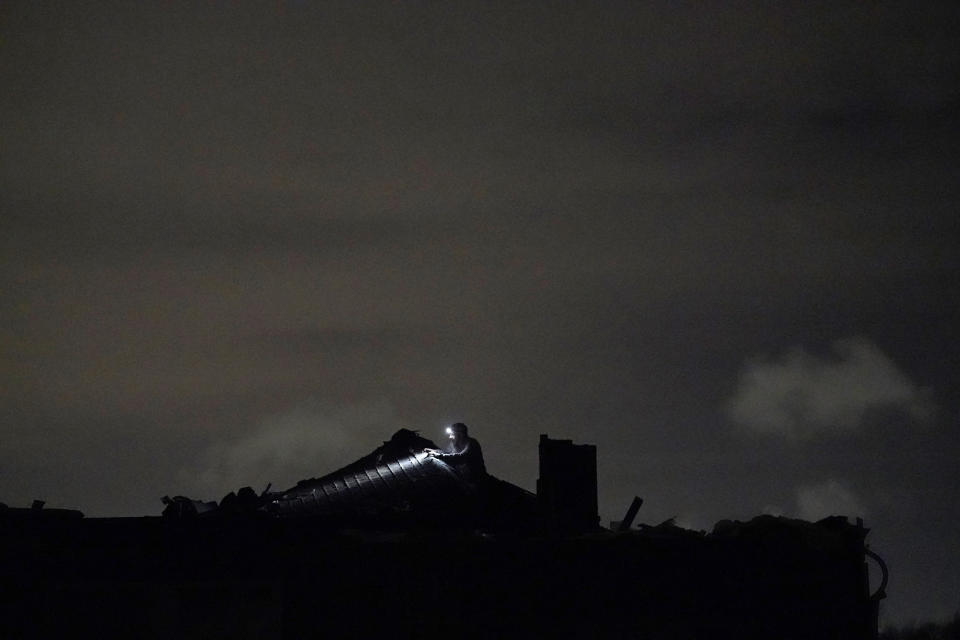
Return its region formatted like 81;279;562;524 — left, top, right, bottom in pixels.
1;0;958;626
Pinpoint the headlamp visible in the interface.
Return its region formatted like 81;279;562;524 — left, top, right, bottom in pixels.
445;427;453;435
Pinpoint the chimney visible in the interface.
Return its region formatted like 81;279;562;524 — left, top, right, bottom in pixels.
537;434;599;533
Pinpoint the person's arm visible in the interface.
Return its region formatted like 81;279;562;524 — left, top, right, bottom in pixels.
432;440;471;460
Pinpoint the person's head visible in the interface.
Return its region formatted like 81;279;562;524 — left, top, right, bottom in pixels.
445;422;468;446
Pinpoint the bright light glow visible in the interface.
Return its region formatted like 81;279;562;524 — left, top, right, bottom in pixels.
445;427;453;435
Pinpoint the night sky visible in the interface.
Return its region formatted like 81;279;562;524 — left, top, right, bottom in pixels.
2;1;958;626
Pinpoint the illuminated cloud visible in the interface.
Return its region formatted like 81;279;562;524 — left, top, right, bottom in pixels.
188;399;402;499
797;479;866;521
728;337;932;440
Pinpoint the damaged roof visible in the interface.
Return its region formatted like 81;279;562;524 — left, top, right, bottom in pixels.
268;429;471;517
162;429;538;531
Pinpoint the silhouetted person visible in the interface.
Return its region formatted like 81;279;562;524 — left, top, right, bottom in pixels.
424;422;486;484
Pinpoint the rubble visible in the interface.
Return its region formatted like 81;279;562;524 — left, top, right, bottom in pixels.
0;430;887;638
